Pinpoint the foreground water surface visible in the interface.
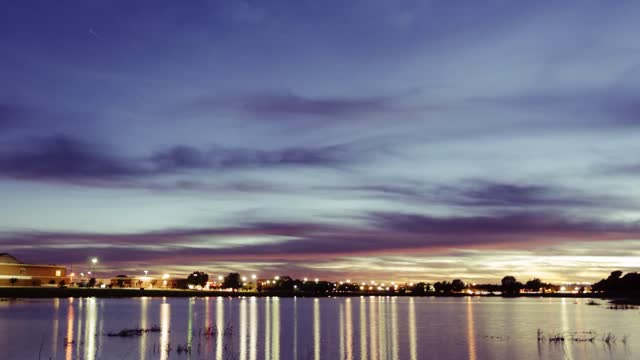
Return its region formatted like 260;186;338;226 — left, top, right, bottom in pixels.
0;296;638;359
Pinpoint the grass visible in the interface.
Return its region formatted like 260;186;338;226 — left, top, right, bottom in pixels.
537;329;623;344
106;325;161;337
607;303;638;310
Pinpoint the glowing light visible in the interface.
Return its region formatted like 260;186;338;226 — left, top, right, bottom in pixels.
242;276;248;282
315;278;319;283
162;274;170;280
251;274;257;280
303;277;308;282
275;276;280;280
91;258;98;264
218;276;223;281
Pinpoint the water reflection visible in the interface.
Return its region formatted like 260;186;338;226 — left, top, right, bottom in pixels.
272;297;280;360
345;298;353;360
52;298;59;359
240;298;247;360
250;297;258;360
84;298;97;360
313;298;321;360
140;297;148;360
466;298;477;360
215;297;224;360
408;298;417;360
360;297;368;360
159;301;170;360
3;296;636;360
65;299;74;360
390;298;398;360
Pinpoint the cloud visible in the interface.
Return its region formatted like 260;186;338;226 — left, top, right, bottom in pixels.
2;210;638;270
0;135;140;182
0;134;353;186
326;180;626;210
149;143;347;172
240;93;393;117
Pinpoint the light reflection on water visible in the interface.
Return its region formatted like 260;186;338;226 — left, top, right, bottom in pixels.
0;296;638;360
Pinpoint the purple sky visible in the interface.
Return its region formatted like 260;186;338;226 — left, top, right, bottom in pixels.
1;1;640;283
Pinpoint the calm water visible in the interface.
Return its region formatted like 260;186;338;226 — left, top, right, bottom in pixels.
0;296;638;359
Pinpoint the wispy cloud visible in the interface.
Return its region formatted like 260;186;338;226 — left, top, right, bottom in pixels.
324;180;628;210
2;210;637;269
0;134;355;186
239;93;393;117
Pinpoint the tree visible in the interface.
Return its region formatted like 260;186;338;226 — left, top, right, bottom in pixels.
501;276;521;296
524;278;543;292
452;279;466;292
222;273;242;290
187;271;209;288
9;277;18;286
87;278;97;287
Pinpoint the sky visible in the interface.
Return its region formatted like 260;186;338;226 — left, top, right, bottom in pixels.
1;0;640;283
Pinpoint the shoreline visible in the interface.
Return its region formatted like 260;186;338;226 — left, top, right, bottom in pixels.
0;286;623;300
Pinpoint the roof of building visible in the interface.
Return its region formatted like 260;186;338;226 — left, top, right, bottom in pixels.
0;253;22;264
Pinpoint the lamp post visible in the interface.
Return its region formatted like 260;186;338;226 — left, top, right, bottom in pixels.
91;258;98;278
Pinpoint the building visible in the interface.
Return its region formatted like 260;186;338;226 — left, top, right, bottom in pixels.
0;253;67;286
109;274;179;289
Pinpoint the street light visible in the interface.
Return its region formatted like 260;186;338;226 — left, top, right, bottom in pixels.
251;274;257;280
144;270;148;276
90;258;98;277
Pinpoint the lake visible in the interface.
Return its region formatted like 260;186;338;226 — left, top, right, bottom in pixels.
0;296;637;359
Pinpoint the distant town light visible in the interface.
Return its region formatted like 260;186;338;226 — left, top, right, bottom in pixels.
242;276;247;282
144;270;148;276
346;279;351;283
91;258;98;264
275;276;280;280
162;274;170;280
218;276;223;281
87;271;92;275
314;278;319;283
303;277;308;282
251;274;257;280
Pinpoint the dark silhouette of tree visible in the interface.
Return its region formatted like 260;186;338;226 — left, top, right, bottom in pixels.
187;271;209;288
87;277;97;287
58;280;66;288
411;282;430;295
452;279;465;292
222;273;242;290
592;271;640;295
9;277;17;286
501;276;521;296
524;278;543;292
434;281;453;294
